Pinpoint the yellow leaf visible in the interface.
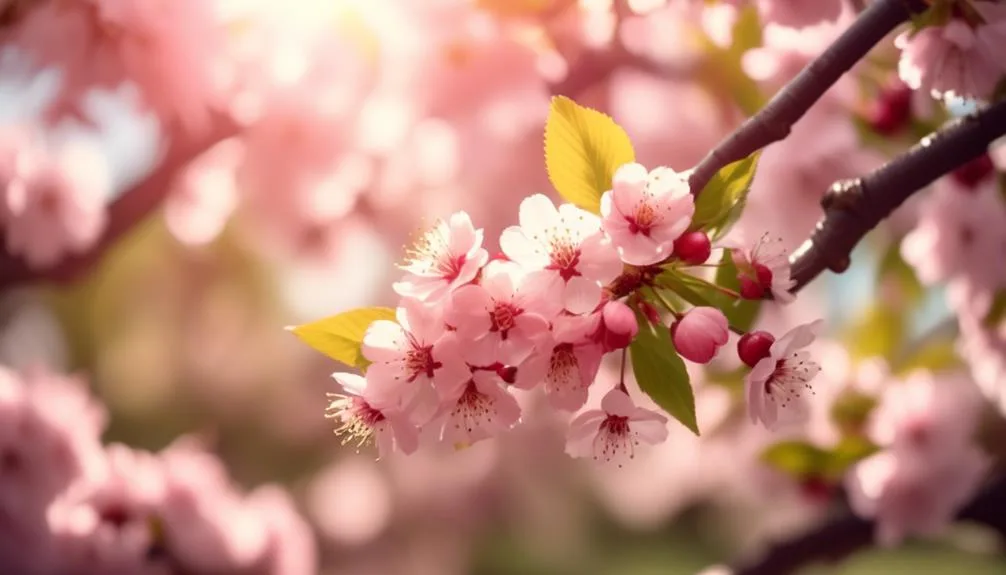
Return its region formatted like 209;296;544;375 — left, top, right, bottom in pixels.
288;307;397;369
544;95;636;214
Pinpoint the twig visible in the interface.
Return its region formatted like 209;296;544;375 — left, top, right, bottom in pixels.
732;475;1006;575
687;0;925;196
788;98;1006;292
0;120;238;290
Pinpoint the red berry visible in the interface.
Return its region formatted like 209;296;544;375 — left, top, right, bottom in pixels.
867;85;912;136
952;154;995;190
738;331;775;367
739;276;765;299
673;231;712;265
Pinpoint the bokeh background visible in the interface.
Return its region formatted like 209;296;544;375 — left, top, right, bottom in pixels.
2;0;1005;573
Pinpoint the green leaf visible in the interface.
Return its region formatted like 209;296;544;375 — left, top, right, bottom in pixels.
894;339;962;376
761;437;880;481
760;441;830;479
288;307;397;369
877;240;924;307
715;253;761;332
544;95;636;214
629;308;699;435
830;389;878;437
692;151;761;237
842;304;906;362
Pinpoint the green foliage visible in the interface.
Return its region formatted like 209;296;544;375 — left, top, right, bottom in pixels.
630;308;699;435
714;253;761;332
830;389;878;437
696;5;765;116
842;304;906;363
289;307;397;370
893;339;962;376
691;151;761;239
657;267;760;332
761;436;880;481
544;96;636;214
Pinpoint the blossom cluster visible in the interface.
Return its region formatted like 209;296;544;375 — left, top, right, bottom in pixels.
322;162;823;465
0;364;316;575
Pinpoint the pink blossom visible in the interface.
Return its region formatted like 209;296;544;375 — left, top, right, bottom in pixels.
438;370;522;445
15;0;226;129
671;307;729;364
326;373;420;458
247;485;319;575
500;194;623;314
448;261;563;366
600;163;695;266
393;211;490;303
164;137;243;247
566;388;669;466
896;15;1006;102
514;315;605;411
901;178;1006;291
745;320;823;430
846;445;988;547
3;138;111;270
588;299;640;353
361;298;469;422
756;0;844;30
730;233;795;302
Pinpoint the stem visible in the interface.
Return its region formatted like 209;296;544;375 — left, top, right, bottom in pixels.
731;475;1006;575
687;0;925;196
788;98;1006;292
618;348;629;392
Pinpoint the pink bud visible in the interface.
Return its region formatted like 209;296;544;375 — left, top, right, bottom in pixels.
672;231;711;265
738;331;775;367
591;300;639;352
670;307;729;364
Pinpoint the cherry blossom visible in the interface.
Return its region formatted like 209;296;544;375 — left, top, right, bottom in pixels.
514;315;605;411
895;11;1006;102
745;320;823;430
500;194;623;314
448;260;563;366
2;137;111;270
361;298;469;422
671;307;729;364
730;233;795;302
566;388;669;467
755;0;844;30
393;211;491;303
438;369;522;445
326;373;420;458
600;162;695;266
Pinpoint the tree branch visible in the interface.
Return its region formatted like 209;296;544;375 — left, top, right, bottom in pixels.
732;475;1006;575
788;98;1006;292
0;120;238;290
687;0;924;195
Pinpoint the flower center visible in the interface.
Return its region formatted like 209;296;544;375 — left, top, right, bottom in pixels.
627;202;657;236
404;222;465;281
325;394;386;449
452;381;493;434
405;345;442;381
764;357;815;407
547;238;582;281
546;343;580;393
489;301;522;338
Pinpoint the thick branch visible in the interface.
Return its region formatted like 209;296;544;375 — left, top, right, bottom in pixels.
687;0;924;195
733;476;1006;575
788;98;1006;292
0;121;238;290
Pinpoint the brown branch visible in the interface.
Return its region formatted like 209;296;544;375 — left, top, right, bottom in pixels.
788;98;1006;292
732;476;1006;575
0;120;238;290
687;0;925;196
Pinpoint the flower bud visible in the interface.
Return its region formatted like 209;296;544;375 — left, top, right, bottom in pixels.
591;300;639;352
672;231;711;265
951;154;995;190
738;330;775;367
739;263;773;299
670;307;729;364
867;84;912;136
